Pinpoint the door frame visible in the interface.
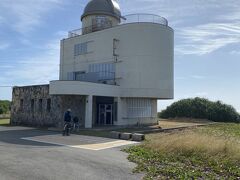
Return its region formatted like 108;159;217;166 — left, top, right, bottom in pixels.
98;104;113;125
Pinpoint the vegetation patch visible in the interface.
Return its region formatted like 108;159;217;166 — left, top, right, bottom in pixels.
0;119;10;125
0;100;11;115
159;97;240;123
124;123;240;179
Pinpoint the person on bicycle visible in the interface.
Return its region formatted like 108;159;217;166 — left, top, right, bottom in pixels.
63;109;72;136
73;116;80;132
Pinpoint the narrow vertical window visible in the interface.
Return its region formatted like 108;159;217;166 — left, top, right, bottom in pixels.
31;99;35;113
20;99;24;111
47;99;51;112
39;99;43;112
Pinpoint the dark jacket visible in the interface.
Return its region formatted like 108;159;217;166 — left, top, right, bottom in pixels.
64;111;71;122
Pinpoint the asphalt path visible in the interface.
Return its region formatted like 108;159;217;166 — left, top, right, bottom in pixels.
0;126;143;180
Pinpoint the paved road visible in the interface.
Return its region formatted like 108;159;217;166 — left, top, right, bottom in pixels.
0;126;143;180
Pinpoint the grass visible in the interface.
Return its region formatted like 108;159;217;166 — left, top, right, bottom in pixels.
73;119;214;138
0;119;10;125
124;123;240;179
158;118;213;129
75;129;112;138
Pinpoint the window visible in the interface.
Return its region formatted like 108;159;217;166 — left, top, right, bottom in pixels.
38;99;43;112
93;16;112;31
74;42;88;56
20;99;24;111
31;99;35;113
74;71;86;81
67;71;86;81
67;72;74;80
88;63;115;80
126;98;152;118
47;99;51;112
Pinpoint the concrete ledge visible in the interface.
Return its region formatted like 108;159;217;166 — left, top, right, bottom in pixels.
132;133;145;141
110;131;121;139
120;133;132;140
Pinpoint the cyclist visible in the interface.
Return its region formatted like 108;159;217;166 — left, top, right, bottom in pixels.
73;116;80;132
62;109;72;136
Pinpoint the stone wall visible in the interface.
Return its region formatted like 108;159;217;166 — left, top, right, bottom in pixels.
11;85;86;128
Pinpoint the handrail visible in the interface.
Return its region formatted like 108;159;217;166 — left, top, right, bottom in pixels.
121;13;168;26
68;13;168;38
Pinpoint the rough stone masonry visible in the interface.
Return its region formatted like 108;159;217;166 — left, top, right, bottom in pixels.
11;85;86;128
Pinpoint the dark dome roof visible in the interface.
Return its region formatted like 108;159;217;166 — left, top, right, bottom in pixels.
81;0;121;20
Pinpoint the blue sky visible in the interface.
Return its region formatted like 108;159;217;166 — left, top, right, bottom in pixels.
0;0;239;112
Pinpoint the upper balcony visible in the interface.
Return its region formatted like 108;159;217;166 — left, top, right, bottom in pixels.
68;13;168;38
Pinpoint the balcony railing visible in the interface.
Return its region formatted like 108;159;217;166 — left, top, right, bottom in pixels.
68;14;168;38
121;14;168;26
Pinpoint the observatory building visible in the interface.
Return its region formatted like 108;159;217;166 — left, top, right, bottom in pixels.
11;0;174;128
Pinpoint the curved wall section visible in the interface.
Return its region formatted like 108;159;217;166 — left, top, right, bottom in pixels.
114;23;174;99
60;22;174;99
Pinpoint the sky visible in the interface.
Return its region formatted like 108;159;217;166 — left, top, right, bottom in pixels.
0;0;239;112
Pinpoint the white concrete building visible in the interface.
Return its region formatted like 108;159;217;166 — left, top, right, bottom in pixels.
50;0;174;128
11;0;174;129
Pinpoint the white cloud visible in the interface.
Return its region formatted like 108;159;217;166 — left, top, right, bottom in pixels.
0;0;64;34
1;38;60;86
0;43;10;50
0;16;4;24
176;77;187;80
194;92;208;97
191;75;205;80
181;92;209;99
176;22;240;55
119;0;240;55
176;75;206;80
230;50;240;55
55;31;68;37
0;65;14;69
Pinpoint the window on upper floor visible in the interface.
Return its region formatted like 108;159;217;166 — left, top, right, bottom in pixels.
66;63;115;84
92;16;112;31
88;63;115;80
74;71;86;81
74;42;88;56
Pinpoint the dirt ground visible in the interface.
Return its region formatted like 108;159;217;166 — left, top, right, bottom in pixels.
158;118;214;129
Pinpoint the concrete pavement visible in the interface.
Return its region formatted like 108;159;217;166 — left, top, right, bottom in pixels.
0;126;143;180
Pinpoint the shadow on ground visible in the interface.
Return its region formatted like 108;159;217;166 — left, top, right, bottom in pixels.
0;126;61;147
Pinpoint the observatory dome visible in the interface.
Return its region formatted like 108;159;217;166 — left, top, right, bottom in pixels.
81;0;121;20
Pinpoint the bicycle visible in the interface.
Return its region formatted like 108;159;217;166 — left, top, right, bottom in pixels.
62;122;71;136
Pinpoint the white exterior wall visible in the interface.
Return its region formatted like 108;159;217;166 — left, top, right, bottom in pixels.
52;22;173;126
59;22;174;99
114;98;158;126
50;80;120;97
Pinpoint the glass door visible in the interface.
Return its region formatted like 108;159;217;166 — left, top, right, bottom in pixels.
98;104;113;125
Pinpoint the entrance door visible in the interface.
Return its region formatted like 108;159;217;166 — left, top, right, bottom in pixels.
98;104;113;125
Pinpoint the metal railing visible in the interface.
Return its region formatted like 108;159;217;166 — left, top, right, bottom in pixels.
68;13;168;38
121;13;168;26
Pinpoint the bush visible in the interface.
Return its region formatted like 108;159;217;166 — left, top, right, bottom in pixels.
159;97;240;123
0;100;11;115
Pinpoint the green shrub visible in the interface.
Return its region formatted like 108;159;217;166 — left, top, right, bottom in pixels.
0;100;11;114
159;97;240;123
